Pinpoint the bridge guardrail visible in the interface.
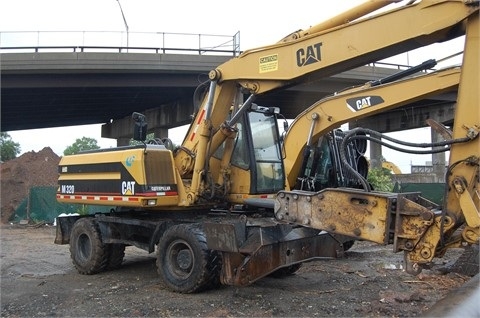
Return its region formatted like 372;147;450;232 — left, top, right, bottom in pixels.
0;30;241;56
1;30;439;72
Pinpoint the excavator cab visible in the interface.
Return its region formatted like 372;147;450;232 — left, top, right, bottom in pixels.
215;100;371;202
216;105;285;195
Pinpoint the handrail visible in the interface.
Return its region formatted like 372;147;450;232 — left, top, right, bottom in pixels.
0;45;239;55
0;31;435;71
0;30;241;56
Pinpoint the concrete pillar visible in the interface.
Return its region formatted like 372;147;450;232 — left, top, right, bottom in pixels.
117;137;131;147
369;140;382;169
153;127;168;139
431;128;446;183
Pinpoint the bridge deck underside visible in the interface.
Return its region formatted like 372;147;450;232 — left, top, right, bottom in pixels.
1;53;455;136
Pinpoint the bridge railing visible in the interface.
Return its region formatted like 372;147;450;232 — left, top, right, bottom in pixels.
0;30;241;56
1;30;443;72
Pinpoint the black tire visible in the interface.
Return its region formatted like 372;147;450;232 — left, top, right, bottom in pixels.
156;223;221;293
268;263;303;278
69;218;108;275
343;240;355;251
106;243;126;270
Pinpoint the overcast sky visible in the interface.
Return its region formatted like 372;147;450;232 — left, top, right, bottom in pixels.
1;0;463;172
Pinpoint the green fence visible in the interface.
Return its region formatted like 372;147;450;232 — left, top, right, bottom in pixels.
11;184;446;223
393;182;446;207
11;186;113;223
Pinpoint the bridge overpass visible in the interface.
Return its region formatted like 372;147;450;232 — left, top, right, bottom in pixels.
1;52;454;133
0;36;455;175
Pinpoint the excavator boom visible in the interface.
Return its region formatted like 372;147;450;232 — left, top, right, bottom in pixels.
275;10;479;274
282;67;461;189
179;0;479;204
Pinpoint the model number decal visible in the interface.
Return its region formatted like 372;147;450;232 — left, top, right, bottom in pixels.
150;185;172;191
61;185;75;194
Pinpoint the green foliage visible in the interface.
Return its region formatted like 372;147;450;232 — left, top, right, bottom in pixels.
367;167;394;192
76;204;90;216
129;132;154;146
0;132;21;162
63;137;100;155
128;133;178;151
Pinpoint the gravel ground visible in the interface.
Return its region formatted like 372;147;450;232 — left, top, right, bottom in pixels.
0;223;475;317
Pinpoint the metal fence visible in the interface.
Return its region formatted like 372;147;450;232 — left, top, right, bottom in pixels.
11;186;113;224
0;30;241;55
1;30;439;72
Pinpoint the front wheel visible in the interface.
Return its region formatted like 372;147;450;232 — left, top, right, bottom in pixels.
69;218;108;275
156;223;221;293
106;243;126;270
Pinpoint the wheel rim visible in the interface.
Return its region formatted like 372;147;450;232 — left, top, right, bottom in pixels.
166;239;194;279
77;233;92;262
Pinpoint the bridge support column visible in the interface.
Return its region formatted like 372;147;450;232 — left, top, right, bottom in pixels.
117;137;131;147
431;128;446;183
369;140;382;170
153;127;169;139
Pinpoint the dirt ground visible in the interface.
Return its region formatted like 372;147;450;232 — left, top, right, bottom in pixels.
1;223;475;318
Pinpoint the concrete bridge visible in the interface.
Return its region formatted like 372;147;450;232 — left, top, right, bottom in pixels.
0;36;455;176
1;52;454;132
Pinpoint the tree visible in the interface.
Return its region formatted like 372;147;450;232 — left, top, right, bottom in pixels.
367;167;394;192
0;132;21;162
129;132;155;146
64;137;100;155
128;133;177;151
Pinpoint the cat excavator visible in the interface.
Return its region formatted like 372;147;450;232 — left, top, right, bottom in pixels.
55;0;479;294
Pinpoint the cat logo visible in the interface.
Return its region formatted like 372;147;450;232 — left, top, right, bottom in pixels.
346;95;384;112
296;42;322;67
122;181;136;195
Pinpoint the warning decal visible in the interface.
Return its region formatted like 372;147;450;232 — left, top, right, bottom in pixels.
259;54;278;73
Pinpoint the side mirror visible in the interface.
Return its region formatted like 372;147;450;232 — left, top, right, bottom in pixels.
132;112;147;141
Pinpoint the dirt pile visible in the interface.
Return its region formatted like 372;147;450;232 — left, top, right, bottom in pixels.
0;147;60;223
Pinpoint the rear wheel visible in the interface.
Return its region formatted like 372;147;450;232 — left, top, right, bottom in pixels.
69;218;108;275
157;223;221;293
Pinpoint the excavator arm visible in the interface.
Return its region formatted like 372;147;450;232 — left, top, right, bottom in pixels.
175;0;479;205
275;11;479;274
444;10;480;247
282;66;462;190
210;0;475;89
382;161;402;174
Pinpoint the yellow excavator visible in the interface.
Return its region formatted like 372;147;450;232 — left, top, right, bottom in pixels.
367;159;402;174
55;0;479;293
383;161;402;174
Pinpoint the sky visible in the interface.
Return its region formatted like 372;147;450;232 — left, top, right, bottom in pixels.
0;0;464;172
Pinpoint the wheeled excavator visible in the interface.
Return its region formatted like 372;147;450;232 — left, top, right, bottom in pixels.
55;0;479;293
